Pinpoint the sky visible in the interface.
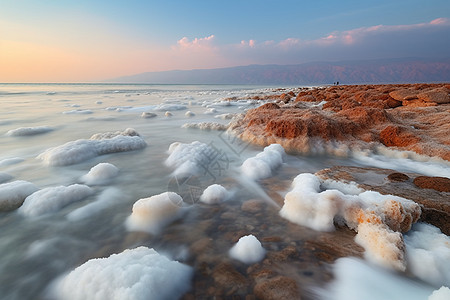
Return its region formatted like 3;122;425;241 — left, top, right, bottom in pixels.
1;0;450;82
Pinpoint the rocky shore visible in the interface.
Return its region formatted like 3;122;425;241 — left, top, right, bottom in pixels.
229;83;450;161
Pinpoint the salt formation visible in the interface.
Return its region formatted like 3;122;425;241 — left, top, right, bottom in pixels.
126;192;184;235
6;126;54;136
48;246;193;300
199;184;230;204
18;184;93;217
154;103;187;111
318;257;436;300
62;109;93;114
38;128;147;166
165;111;173;117
80;163;119;185
428;287;450;300
404;223;450;287
166;141;218;176
185;111;195;117
141;112;157;118
182;122;228;131
67;187;122;221
229;235;266;264
241;144;285;180
0;180;39;211
279;173;421;270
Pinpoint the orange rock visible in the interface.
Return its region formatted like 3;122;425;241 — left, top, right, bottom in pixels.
417;89;450;104
413;176;450;192
389;89;418;101
379;125;421;147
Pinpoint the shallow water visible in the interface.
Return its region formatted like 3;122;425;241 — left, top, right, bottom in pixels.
0;84;448;299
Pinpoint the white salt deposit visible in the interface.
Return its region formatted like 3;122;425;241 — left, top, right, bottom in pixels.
199;184;230;204
67;187;123;222
38;128;147;166
165;111;173;117
0;180;39;211
141;112;157;118
48;246;193;300
6;126;54;136
404;223;450;287
429;287;450;300
204;108;218;114
214;113;235;120
62;109;93;114
166;141;217;176
318;257;435;300
126;192;184;235
80;163;119;185
229;235;266;264
18;184;93;217
154;104;187;111
185;111;195;117
241;144;285;180
182;122;228;131
279;173;421;270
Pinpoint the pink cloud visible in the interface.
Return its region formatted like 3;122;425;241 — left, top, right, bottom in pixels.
175;35;216;50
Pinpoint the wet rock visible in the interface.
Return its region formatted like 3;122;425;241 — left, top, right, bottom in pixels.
212;263;249;295
241;199;265;213
295;94;316;102
253;276;300;300
413;176;450;192
387;173;410;182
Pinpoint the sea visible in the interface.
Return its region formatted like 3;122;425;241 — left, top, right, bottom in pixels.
0;83;448;299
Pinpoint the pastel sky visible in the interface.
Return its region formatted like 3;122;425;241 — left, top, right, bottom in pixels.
1;0;450;82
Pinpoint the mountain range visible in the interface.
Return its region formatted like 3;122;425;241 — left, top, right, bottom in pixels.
109;58;450;85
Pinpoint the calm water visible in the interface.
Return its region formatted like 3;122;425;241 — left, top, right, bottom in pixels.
0;84;448;299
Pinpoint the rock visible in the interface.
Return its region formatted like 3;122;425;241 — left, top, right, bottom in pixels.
386;98;402;108
417;89;450;104
389;89;418;101
212;263;249;295
387;173;410;182
253;276;300;300
316;166;450;235
241;199;264;213
295;94;316;102
413;176;450;192
258;103;280;110
401;98;438;107
379;125;421;147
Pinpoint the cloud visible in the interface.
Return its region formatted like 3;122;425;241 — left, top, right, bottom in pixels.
167;18;450;69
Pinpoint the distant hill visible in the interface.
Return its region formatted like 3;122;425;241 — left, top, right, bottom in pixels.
109;58;450;85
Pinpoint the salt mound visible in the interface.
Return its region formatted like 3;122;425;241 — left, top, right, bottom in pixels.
0;180;39;211
404;223;450;287
48;246;193;300
141;112;157;118
279;173;421;270
80;163;119;185
67;187;122;221
18;184;93;217
166;141;218;176
6;126;54;136
229;235;266;264
185;111;195;117
154;104;187;111
319;257;435;300
126;192;183;235
429;287;450;300
241;144;285;180
38;128;147;166
200;184;230;204
182;122;228;131
62;109;93;114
